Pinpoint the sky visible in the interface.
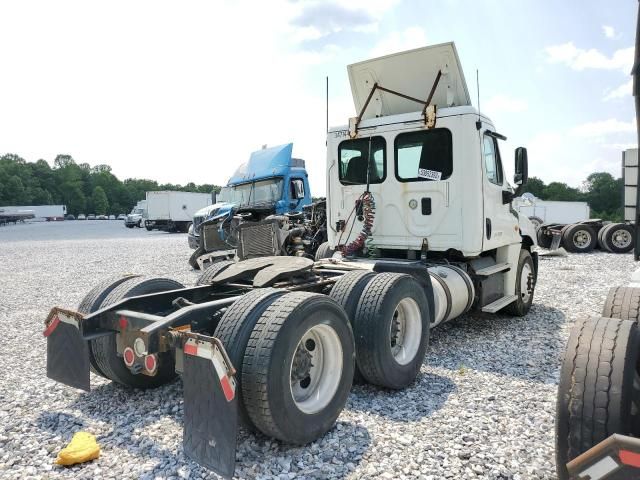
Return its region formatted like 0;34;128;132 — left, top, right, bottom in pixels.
0;0;637;195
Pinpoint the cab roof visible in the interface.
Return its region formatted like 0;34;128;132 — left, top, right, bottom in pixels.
228;143;306;185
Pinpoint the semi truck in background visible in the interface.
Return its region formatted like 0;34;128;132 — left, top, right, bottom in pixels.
145;191;213;233
0;204;66;222
124;200;147;228
514;194;590;228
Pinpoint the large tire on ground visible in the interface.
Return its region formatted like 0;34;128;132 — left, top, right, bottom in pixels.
528;216;543;229
602;286;640;322
242;292;354;444
315;242;335;260
77;275;140;378
90;277;184;388
601;223;634;254
188;246;205;270
138;219;144;228
353;273;430;389
213;288;286;428
195;259;235;285
125;224;134;229
329;270;377;383
536;228;553;249
597;223;613;251
504;249;536;316
555;316;640;479
561;224;597;253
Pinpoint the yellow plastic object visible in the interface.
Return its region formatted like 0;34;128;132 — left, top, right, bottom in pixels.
55;432;101;466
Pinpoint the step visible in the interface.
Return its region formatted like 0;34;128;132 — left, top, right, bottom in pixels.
482;295;518;313
474;263;510;277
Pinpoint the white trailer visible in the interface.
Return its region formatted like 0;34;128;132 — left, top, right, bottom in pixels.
514;195;590;228
0;204;66;222
145;191;212;232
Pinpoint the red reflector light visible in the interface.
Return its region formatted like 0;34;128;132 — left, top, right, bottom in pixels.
620;450;640;468
119;316;128;330
184;343;198;356
144;355;157;373
123;347;135;367
43;315;61;337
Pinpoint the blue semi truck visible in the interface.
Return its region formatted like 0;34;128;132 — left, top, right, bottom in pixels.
187;143;326;269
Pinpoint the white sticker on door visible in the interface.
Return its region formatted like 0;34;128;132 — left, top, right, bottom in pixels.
417;169;442;181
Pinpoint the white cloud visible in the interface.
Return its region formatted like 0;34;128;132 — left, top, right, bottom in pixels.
603;79;632;101
484;95;528;115
570;118;637;137
369;27;427;58
544;42;633;73
603;25;616;39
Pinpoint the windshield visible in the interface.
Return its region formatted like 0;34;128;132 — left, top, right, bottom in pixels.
218;178;284;207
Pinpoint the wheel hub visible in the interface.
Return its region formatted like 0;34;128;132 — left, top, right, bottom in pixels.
573;230;592;248
613;230;632;249
291;343;313;382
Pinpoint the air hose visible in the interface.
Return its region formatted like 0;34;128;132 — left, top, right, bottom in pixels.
339;191;376;256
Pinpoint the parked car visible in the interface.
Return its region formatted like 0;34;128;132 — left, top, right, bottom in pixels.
65;214;76;220
117;214;126;220
97;215;108;220
77;214;86;220
87;214;96;220
108;215;116;220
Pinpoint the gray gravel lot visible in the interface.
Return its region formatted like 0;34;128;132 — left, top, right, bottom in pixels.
0;220;635;479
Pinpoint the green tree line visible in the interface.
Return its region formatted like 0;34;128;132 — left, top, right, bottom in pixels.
522;172;624;221
0;153;221;216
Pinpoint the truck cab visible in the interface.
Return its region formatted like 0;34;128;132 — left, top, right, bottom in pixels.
325;42;537;319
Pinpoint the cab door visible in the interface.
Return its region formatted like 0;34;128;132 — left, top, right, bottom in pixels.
481;131;518;250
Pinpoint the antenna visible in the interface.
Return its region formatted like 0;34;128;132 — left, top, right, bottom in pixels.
476;69;482;131
326;76;329;135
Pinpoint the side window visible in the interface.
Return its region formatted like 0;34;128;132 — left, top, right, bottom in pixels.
290;179;304;199
483;134;503;185
395;129;452;182
338;136;386;185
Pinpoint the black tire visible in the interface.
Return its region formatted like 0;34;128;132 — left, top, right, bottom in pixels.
528;216;543;229
555;316;640;479
602;223;634;254
125;224;134;229
602;286;640;321
329;270;377;383
315;242;335;260
77;275;140;378
536;228;553;249
504;249;536;316
353;273;430;389
145;225;153;231
195;260;235;285
597;223;612;251
188;246;205;270
213;288;286;428
90;277;184;388
242;292;354;444
561;224;597;253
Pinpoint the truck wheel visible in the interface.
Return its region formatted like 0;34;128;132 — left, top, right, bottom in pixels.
561;224;597;253
596;224;612;251
125;224;134;229
504;249;536;316
90;277;184;389
78;275;140;378
602;223;634;253
138;219;143;228
536;228;553;249
555;317;640;479
195;260;235;285
315;242;335;260
329;270;377;383
528;216;543;229
353;273;430;389
242;292;354;444
188;246;205;270
213;288;286;429
145;225;152;231
602;286;640;321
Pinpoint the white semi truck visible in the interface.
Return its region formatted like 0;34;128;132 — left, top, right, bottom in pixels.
144;191;213;233
124;200;147;228
43;42;537;477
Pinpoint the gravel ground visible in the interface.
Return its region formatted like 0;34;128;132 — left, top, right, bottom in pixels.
0;220;635;480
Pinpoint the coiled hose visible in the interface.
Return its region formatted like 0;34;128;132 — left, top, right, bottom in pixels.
338;191;376;256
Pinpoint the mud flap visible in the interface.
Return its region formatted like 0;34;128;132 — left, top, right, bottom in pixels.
567;434;640;479
44;308;90;392
550;233;562;250
182;335;238;479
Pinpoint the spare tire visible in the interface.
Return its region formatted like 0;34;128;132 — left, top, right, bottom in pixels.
188;246;205;270
555;316;640;479
561;224;597;253
315;242;335;260
90;277;184;388
195;260;235;285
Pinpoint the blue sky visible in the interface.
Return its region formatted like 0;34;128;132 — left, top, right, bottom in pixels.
0;0;636;194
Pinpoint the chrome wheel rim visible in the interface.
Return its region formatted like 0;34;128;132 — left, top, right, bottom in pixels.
289;324;343;414
612;229;632;249
572;230;592;249
389;297;422;365
520;263;533;304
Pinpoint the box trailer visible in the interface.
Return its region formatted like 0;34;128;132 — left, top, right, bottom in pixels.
514;195;590;228
0;204;66;222
145;191;212;232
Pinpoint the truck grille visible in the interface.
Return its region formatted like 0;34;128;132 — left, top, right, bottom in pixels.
193;215;204;234
238;222;279;260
